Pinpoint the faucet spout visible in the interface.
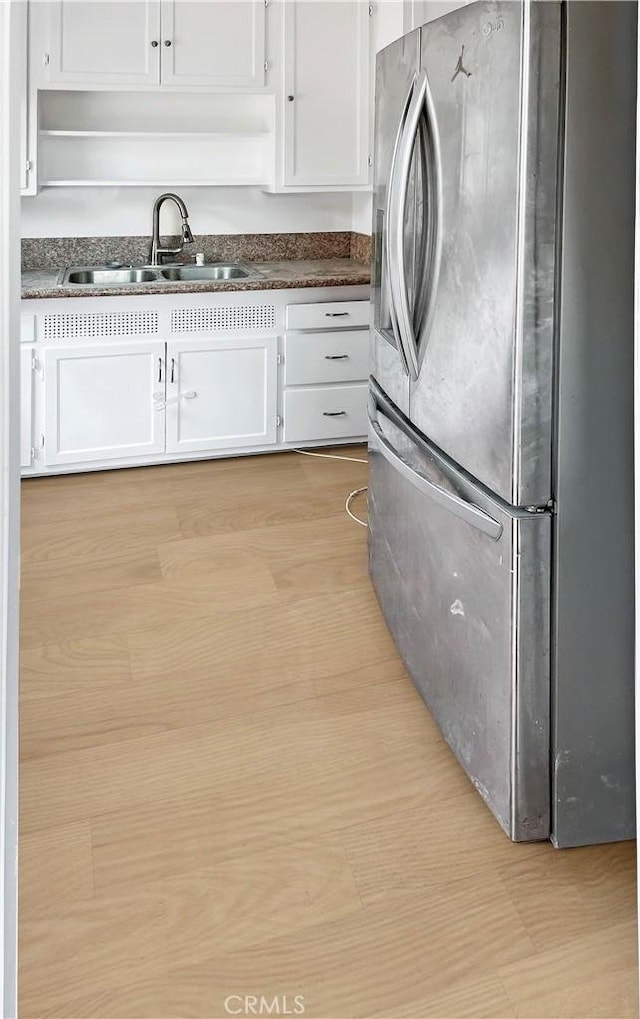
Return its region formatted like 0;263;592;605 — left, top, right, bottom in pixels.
149;193;195;266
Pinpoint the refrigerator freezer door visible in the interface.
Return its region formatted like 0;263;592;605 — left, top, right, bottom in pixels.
408;1;561;507
368;383;551;840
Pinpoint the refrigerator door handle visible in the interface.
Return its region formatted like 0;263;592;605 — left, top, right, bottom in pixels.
388;69;429;381
385;78;416;378
368;396;503;540
413;74;443;369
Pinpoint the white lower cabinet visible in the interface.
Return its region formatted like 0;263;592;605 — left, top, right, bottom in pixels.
43;342;166;465
283;330;369;386
164;337;278;454
282;298;369;444
20;346;34;468
283;385;368;444
21;286;369;476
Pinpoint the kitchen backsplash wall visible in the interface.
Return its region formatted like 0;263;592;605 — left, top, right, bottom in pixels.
20;186;356;240
350;232;372;266
352;193;374;237
21;231;372;270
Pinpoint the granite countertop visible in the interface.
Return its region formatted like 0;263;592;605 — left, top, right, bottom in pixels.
22;258;371;300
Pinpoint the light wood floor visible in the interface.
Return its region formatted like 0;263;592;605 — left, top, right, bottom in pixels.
19;448;638;1019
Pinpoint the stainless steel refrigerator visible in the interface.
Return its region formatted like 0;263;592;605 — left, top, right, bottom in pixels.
368;0;636;846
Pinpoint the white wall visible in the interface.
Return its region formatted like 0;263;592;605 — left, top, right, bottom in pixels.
351;0;404;237
0;3;22;1016
631;7;635;1002
352;192;374;236
21;186;355;238
403;0;471;33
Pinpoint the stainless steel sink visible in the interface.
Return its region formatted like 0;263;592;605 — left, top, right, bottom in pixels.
160;265;251;281
57;262;262;286
64;268;159;285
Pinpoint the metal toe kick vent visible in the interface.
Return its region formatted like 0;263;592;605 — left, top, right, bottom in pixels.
171;304;276;334
42;310;159;340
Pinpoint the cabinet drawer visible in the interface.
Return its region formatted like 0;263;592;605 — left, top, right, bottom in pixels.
283;384;368;443
285;300;370;331
284;330;368;385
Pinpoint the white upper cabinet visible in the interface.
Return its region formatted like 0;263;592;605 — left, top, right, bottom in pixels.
281;1;370;188
18;0;33;194
43;0;265;89
160;1;265;89
47;2;162;86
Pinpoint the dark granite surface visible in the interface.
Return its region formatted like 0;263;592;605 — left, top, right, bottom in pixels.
22;258;371;300
350;233;372;266
21;232;355;272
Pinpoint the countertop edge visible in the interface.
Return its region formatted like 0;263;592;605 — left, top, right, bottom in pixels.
21;262;371;301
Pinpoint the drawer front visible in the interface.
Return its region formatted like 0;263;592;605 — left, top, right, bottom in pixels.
284;330;368;386
283;384;368;443
285;300;370;331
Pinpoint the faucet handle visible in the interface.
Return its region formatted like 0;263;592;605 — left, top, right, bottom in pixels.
195;253;205;266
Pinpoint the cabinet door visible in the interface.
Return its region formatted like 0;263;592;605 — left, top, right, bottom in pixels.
18;1;29;192
283;1;370;187
20;348;34;469
165;337;278;454
47;1;161;86
43;343;166;466
283;384;368;443
160;0;265;88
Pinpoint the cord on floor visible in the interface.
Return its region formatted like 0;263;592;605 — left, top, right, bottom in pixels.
345;486;368;528
292;447;368;465
293;448;369;528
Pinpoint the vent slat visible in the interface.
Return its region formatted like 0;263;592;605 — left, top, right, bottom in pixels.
171;305;276;334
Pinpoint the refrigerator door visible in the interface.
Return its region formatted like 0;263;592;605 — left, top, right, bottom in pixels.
368;381;551;840
406;1;561;507
371;29;421;416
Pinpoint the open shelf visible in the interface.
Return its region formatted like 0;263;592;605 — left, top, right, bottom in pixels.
40;179;269;187
37;90;274;188
39;130;270;139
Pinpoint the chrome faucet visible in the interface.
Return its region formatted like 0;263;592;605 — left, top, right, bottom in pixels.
149;193;195;266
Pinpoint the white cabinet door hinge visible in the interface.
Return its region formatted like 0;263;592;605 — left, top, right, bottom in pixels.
43;52;50;66
367;154;373;167
31;355;41;374
25;159;32;175
276;414;283;428
276;353;284;365
264;59;268;72
32;435;45;459
368;4;373;15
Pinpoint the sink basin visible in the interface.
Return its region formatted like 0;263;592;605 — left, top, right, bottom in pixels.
160;265;251;281
58;262;261;286
65;268;159;285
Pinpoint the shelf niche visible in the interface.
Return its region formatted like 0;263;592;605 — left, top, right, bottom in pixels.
37;90;274;188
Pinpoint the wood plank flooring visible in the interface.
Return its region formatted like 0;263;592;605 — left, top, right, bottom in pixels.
19;448;638;1019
